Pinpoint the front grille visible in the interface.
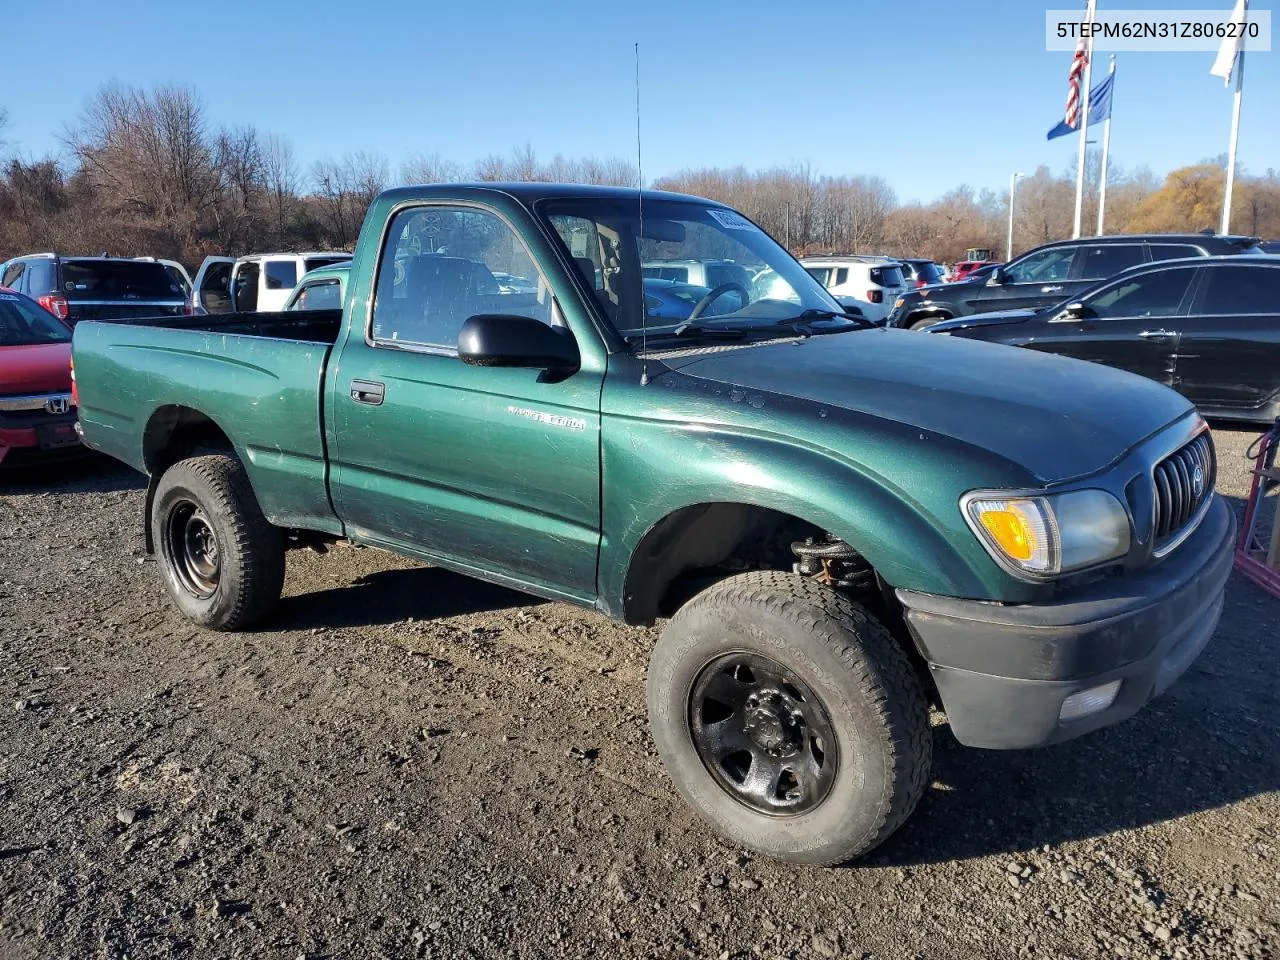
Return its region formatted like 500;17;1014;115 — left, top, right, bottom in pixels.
1153;433;1214;546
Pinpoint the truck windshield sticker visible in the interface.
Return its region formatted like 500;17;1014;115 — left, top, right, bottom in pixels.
706;209;757;231
507;405;586;432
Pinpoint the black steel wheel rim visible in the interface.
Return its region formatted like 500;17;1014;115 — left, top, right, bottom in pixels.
163;499;220;600
689;651;839;816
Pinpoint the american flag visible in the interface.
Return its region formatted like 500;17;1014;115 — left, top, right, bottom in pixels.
1064;36;1089;128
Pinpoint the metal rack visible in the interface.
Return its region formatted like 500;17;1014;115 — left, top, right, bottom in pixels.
1234;419;1280;598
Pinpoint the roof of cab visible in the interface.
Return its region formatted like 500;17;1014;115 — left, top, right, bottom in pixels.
378;182;724;207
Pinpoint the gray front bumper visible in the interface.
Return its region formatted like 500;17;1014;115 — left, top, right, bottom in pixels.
897;494;1235;749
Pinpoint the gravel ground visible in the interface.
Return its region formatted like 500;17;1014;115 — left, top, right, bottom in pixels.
0;426;1276;960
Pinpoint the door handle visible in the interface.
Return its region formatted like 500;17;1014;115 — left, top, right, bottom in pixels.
1137;330;1176;339
1041;285;1064;294
350;379;385;405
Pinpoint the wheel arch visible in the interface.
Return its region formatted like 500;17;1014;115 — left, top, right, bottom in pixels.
141;405;239;553
613;486;981;627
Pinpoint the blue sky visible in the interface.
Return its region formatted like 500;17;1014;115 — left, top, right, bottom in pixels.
2;0;1274;203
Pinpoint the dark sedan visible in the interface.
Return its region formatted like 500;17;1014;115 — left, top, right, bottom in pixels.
927;256;1280;423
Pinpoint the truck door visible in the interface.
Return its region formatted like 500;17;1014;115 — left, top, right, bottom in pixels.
192;257;235;314
327;203;603;602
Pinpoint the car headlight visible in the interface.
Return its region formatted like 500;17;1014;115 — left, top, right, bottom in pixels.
894;298;905;309
962;489;1130;577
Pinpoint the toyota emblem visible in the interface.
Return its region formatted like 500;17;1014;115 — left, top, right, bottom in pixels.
1191;464;1205;498
45;397;69;415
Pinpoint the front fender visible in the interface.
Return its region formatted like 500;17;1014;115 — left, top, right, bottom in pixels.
598;414;1031;619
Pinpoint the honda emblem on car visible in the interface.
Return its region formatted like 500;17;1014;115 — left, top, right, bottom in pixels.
45;397;70;415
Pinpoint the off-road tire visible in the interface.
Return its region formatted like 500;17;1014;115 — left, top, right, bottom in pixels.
151;455;285;631
648;570;931;865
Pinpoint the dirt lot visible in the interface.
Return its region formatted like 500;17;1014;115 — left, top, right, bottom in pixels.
1;426;1276;960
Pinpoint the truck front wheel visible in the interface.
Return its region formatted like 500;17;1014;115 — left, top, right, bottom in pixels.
151;455;285;631
647;571;931;865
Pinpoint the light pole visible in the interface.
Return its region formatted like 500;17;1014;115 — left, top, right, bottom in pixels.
1006;172;1024;262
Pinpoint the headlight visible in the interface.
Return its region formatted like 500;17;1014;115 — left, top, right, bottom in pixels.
962;489;1130;577
894;298;905;309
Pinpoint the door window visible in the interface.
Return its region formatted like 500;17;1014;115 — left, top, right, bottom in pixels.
834;267;849;285
1197;265;1280;316
372;205;554;349
1149;243;1203;262
1075;244;1145;280
1084;267;1197;319
264;260;298;291
1004;247;1077;284
234;262;260;311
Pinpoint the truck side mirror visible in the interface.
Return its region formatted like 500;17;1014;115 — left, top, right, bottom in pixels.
458;314;580;374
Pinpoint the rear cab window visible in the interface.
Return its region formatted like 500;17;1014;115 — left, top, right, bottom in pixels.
59;260;181;301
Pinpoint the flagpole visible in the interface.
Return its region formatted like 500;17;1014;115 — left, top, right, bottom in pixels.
1072;0;1098;239
1221;45;1245;235
1096;55;1115;235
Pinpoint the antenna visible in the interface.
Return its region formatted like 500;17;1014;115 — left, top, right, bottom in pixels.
635;42;649;387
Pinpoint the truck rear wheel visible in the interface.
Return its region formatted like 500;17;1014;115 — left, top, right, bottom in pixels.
151;455;285;631
647;570;931;865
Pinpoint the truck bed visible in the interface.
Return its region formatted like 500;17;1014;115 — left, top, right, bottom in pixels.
98;309;344;345
72;309;344;535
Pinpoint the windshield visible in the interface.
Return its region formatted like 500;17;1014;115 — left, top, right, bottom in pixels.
542;199;844;339
0;292;71;345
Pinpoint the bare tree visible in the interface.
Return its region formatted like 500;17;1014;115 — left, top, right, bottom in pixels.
400;151;464;186
263;134;299;247
310;151;388;248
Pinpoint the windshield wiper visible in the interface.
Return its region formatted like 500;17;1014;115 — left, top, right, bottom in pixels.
785;308;877;330
626;324;751;346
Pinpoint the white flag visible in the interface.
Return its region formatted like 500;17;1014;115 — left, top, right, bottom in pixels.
1210;0;1248;86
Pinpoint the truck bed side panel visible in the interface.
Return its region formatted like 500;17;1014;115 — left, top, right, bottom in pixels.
73;321;340;534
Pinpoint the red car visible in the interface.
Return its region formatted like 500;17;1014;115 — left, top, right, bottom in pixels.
948;260;1003;283
0;287;81;467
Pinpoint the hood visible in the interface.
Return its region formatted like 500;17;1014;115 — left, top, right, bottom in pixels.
669;329;1191;484
928;308;1039;332
0;342;73;395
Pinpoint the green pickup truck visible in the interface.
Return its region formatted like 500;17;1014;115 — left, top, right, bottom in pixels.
73;183;1234;865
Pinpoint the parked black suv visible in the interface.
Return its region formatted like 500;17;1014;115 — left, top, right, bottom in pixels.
888;234;1264;330
0;254;188;325
928;256;1280;423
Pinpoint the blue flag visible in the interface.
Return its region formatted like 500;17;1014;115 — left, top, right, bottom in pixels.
1047;73;1114;140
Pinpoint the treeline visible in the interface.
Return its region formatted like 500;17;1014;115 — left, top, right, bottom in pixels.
2;83;1279;270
